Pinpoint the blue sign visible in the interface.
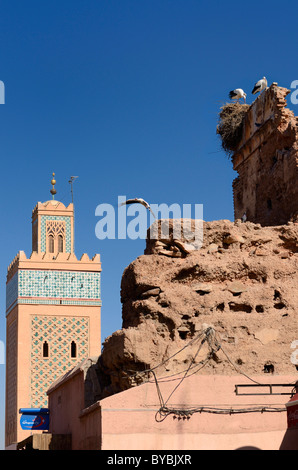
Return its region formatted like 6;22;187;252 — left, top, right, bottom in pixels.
19;408;50;431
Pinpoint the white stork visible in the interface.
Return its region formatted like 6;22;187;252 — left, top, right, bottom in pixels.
241;212;247;223
252;77;267;95
229;88;247;103
120;198;156;218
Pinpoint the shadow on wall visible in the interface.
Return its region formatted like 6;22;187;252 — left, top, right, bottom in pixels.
236;447;261;450
235;429;298;450
279;429;298;450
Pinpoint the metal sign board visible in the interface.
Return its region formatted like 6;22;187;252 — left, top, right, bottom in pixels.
19;408;50;431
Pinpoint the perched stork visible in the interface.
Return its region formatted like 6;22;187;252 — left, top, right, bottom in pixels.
120;198;156;218
241;212;247;223
229;88;247;103
252;77;267;95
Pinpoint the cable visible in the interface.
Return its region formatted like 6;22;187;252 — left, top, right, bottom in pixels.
101;325;296;422
212;330;264;386
162;328;221;406
163;335;208;406
151;328;222;417
108;328;207;382
155;405;286;423
148;328;290;422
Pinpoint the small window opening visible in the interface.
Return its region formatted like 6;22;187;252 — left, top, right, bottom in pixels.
43;341;49;358
267;199;272;211
58;235;64;253
49;235;54;253
71;341;77;358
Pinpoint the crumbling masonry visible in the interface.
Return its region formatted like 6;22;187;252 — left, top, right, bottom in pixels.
50;85;298;405
232;83;298;226
93;85;298;399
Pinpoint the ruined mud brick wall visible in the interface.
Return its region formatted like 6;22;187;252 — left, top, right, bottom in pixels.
92;86;298;401
233;83;298;226
97;219;298;399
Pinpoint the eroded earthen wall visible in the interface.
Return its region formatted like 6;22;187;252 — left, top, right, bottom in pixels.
233;84;298;226
97;219;298;399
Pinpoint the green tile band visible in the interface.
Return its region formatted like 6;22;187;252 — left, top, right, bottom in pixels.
19;269;101;299
6;270;101;314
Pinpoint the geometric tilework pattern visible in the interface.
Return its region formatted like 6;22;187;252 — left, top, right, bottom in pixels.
6;270;101;315
19;270;101;300
40;216;71;252
6;272;18;312
30;315;89;407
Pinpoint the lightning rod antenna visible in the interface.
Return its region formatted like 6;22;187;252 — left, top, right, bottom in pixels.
69;176;79;205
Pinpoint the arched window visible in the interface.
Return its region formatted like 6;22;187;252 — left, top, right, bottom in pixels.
71;341;77;358
49;235;54;253
58;235;64;253
42;341;49;358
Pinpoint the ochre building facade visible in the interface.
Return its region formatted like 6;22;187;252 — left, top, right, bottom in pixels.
5;192;101;448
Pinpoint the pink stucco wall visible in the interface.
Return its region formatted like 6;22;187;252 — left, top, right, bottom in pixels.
48;369;298;450
48;368;84;438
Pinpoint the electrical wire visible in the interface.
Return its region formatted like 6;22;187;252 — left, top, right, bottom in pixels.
103;326;295;421
121;328;207;378
163;328;220;406
152;328;290;421
155;405;286;423
117;326;264;386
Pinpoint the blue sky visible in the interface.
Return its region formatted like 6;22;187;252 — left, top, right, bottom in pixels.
0;0;297;449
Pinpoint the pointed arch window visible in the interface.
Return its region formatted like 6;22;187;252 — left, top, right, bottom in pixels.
49;235;54;253
42;341;49;358
58;235;64;253
71;341;77;358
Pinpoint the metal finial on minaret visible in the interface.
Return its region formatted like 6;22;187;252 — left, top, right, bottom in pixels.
50;172;57;199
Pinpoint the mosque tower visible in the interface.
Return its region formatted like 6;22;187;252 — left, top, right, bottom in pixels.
5;174;101;447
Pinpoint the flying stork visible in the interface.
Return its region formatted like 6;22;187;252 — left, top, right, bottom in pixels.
120;198;156;218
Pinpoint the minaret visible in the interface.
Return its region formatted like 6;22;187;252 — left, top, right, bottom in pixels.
5;174;102;448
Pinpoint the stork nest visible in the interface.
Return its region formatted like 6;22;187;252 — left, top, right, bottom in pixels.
217;102;250;158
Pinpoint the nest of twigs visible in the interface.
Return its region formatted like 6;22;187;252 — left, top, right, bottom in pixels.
217;102;250;158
